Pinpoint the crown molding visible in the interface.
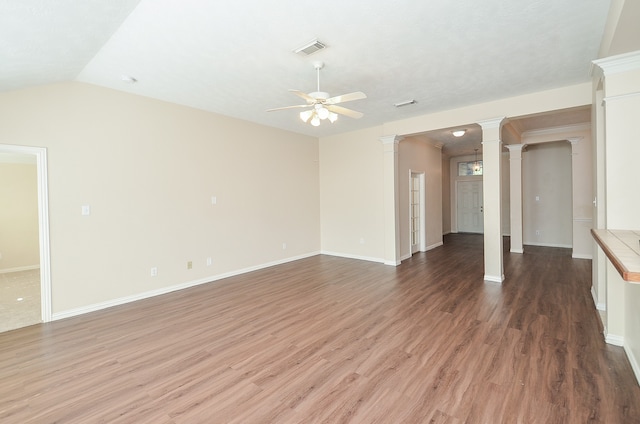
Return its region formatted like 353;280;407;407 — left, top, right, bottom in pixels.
592;50;640;76
521;122;590;139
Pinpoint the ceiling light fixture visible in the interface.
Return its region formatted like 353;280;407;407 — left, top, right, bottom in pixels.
300;107;338;125
452;129;466;137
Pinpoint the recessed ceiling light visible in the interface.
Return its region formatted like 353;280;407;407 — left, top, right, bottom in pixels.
121;75;138;84
452;129;466;137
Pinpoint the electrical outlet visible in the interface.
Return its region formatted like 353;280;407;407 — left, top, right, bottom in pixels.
206;257;212;266
187;261;192;269
150;267;158;277
282;243;287;250
535;230;540;236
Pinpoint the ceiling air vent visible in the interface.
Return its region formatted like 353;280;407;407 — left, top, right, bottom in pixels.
293;39;326;56
394;99;417;107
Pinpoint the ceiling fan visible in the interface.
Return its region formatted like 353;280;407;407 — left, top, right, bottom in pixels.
267;61;366;126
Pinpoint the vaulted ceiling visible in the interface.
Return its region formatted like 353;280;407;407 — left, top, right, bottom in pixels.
1;0;610;145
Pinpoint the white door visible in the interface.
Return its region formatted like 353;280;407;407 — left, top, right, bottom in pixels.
410;173;421;253
457;180;483;233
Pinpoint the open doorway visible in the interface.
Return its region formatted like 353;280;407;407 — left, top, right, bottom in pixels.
409;171;426;254
0;145;51;332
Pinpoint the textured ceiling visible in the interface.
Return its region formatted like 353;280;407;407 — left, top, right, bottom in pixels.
0;0;610;143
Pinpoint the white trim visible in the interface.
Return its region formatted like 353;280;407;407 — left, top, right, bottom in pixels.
523;241;572;249
484;274;505;284
591;286;606;311
384;259;401;266
521;123;590;139
510;248;524;254
624;344;640;387
400;253;412;262
320;250;385;264
409;170;426;255
425;241;443;251
0;264;39;274
53;251;320;321
603;91;640;104
0;144;51;324
605;333;624;347
572;253;593;260
592;50;640;75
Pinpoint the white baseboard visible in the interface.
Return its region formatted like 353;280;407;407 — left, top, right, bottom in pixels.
524;241;573;249
52;251;321;321
426;241;444;251
510;248;524;254
0;264;40;274
624;344;640;387
572;253;593;259
320;250;385;264
605;333;624;347
484;274;504;284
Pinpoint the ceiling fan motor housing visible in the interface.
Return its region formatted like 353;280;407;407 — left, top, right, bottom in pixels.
309;91;329;102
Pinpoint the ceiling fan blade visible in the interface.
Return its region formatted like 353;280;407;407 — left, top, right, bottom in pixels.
289;89;316;103
266;104;311;112
325;91;367;105
326;104;364;119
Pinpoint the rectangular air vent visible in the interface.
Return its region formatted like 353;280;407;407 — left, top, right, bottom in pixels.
293;39;326;56
394;99;417;107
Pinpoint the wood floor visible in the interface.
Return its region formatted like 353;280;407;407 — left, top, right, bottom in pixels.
1;234;639;423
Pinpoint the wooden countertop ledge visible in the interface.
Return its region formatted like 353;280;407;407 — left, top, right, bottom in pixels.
591;229;640;283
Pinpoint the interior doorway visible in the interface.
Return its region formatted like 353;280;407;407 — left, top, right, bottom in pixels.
0;144;51;332
457;180;484;233
409;171;426;254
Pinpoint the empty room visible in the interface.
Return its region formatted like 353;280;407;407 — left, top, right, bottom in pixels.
1;1;640;422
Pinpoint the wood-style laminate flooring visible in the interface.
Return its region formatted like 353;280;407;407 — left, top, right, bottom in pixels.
1;234;639;423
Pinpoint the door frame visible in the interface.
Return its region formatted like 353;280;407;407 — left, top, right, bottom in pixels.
0;144;52;323
456;179;484;234
409;170;426;254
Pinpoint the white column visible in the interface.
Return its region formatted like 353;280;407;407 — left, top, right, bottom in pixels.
380;135;403;266
567;137;591;260
506;144;525;254
479;118;506;283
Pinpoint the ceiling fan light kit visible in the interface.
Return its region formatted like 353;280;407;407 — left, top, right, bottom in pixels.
267;61;366;127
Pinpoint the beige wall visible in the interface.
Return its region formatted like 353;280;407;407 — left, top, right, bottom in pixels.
0;162;39;271
398;136;443;258
319;126;385;262
522;142;573;247
0;82;320;314
441;156;451;234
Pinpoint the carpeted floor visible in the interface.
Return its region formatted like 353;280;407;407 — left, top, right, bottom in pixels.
0;268;41;333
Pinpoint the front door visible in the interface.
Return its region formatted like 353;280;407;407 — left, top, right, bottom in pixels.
457;180;483;233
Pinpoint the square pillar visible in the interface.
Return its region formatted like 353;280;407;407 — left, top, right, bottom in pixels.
506;144;525;254
380;135;403;266
479;118;506;283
